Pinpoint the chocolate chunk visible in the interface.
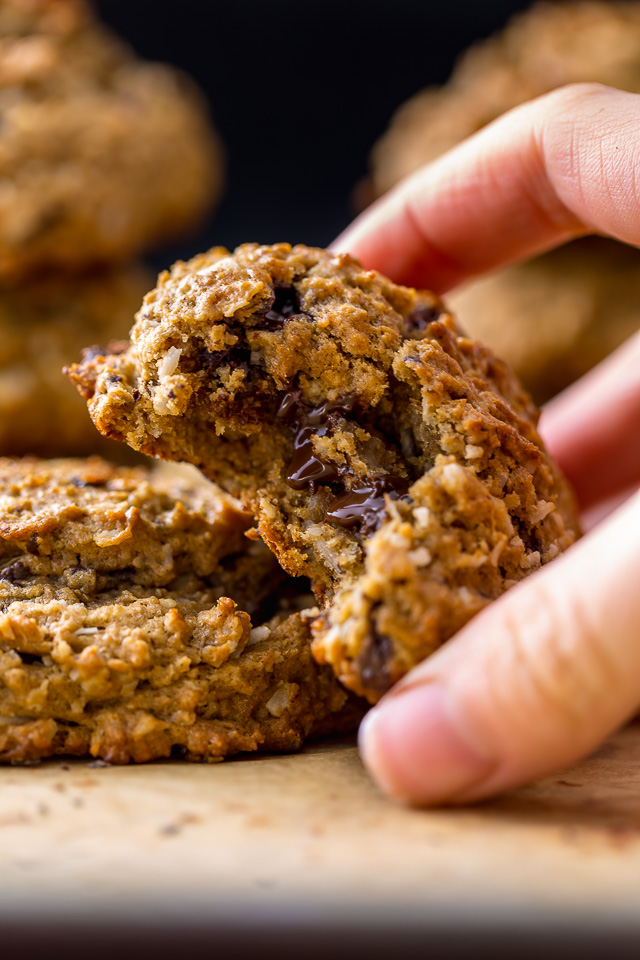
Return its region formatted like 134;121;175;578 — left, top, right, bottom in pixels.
303;396;357;426
260;286;306;330
1;560;30;583
277;392;356;426
325;477;409;536
197;325;251;374
405;303;441;333
356;617;393;695
25;535;40;556
287;427;340;489
276;389;302;420
279;393;358;491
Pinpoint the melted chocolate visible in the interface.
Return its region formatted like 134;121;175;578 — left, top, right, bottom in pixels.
260;286;306;330
405;303;441;333
276;389;302;420
197;338;251;375
1;560;30;583
325;476;409;537
287;427;340;489
278;392;357;491
357;616;393;694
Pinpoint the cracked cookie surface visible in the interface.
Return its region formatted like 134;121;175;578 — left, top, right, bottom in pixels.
68;242;580;702
0;457;355;762
0;0;221;282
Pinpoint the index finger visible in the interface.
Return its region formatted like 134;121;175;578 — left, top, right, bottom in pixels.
334;84;640;292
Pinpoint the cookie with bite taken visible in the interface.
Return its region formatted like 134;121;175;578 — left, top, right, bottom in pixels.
67;243;581;702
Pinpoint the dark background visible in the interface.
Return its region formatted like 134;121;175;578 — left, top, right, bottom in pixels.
94;0;532;267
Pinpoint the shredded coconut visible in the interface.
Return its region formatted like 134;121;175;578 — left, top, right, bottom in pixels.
265;683;294;717
465;444;484;459
530;500;555;524
413;506;432;529
158;346;182;377
408;547;432;567
247;625;270;645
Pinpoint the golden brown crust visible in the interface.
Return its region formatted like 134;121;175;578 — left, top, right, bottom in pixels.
69;243;581;702
0;600;351;764
0;456;251;593
0;457;358;762
0;0;222;281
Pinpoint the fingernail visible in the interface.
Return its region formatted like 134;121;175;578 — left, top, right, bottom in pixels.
358;683;495;805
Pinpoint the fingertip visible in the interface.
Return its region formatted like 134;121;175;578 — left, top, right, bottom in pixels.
330;183;471;292
358;682;495;806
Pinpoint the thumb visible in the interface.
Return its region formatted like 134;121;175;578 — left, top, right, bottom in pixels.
359;488;640;805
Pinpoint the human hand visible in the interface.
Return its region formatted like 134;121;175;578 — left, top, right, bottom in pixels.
334;83;640;805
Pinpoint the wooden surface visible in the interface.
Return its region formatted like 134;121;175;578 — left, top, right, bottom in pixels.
2;722;640;926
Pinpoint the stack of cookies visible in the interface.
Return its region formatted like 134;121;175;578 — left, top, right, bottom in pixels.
0;0;222;456
0;1;366;765
370;0;640;403
0;239;583;764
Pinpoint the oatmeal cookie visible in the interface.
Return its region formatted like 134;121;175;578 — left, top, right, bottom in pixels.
369;1;640;401
372;1;640;193
68;243;580;701
448;238;640;403
0;0;222;282
0;263;150;457
0;457;355;763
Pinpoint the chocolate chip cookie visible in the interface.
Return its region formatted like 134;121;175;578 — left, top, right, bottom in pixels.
0;264;150;457
0;457;355;763
0;0;222;282
68;243;581;702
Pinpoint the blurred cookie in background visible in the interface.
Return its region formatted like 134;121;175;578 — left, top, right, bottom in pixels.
0;0;223;283
448;238;640;404
369;1;640;400
371;1;640;192
0;262;150;456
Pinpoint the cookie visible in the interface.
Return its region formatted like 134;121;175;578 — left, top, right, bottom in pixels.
0;457;356;763
67;243;581;702
372;1;640;194
0;264;151;457
448;238;640;403
0;0;222;282
369;1;640;401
